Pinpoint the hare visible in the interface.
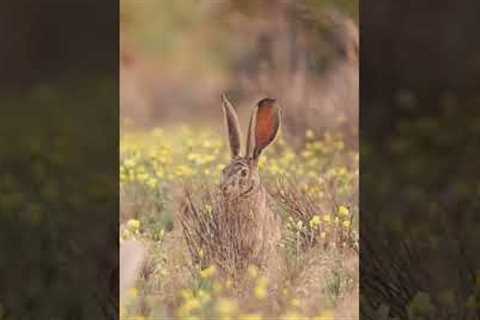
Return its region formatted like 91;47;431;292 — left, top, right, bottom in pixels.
219;93;282;269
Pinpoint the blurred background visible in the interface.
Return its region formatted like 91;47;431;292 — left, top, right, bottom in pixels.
120;0;358;148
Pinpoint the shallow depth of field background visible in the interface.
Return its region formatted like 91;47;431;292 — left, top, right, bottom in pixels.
120;1;358;319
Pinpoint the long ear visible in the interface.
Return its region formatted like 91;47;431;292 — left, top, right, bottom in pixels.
246;98;281;161
221;93;242;158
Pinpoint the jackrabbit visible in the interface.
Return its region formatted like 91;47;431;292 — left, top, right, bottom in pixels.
219;93;282;269
179;94;284;291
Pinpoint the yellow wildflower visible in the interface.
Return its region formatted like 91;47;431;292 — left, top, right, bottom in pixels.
136;173;149;182
175;164;194;177
269;163;281;175
258;157;267;169
158;229;165;239
200;265;216;279
215;298;238;317
146;177;158;189
205;204;213;216
127;219;140;232
247;264;258;279
309;215;321;229
128;287;138;298
338;206;350;216
177;297;201;318
124;158;136;168
198;289;211;304
155;168;165;178
254;285;267;300
182;298;200;312
254;276;269;300
290;298;301;308
180;289;194;300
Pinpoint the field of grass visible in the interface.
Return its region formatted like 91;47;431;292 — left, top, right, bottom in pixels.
120;126;359;319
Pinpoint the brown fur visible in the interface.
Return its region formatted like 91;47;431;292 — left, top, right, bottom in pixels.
180;95;282;281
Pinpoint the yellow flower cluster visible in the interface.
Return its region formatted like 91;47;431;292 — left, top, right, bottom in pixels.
200;265;217;279
254;276;269;300
120;128;357;193
121;218;141;240
285;203;356;252
120;128;227;188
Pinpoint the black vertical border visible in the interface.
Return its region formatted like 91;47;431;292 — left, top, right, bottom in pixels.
0;2;119;319
361;1;480;319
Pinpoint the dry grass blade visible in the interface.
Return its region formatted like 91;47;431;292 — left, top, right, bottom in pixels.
273;177;358;254
179;185;263;284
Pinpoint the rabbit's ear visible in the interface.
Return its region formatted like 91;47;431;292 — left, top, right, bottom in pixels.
246;98;281;161
221;93;242;158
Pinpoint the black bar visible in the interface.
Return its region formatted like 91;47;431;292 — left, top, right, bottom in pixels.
361;0;480;319
0;2;119;319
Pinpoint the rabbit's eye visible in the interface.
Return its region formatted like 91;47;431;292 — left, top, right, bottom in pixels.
240;169;248;177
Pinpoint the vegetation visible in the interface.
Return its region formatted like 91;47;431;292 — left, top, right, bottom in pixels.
120;126;358;319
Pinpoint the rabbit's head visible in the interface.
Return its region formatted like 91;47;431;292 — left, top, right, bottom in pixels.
220;94;281;200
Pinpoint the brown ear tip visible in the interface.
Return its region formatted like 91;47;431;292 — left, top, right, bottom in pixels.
258;97;276;107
